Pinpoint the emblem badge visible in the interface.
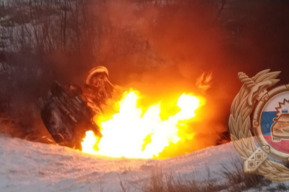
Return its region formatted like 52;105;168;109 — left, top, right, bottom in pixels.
229;69;289;182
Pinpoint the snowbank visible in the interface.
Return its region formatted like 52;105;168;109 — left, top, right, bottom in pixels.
0;136;239;192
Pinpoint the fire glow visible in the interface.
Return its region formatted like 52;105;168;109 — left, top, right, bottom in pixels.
81;89;206;159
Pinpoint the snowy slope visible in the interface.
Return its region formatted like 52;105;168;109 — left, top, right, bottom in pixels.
0;135;240;192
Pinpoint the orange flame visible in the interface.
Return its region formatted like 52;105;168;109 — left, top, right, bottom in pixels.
81;89;205;159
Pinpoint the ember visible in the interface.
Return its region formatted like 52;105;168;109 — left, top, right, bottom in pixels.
81;89;205;159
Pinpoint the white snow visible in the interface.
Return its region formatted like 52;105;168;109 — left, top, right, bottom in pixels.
2;135;288;191
0;135;240;192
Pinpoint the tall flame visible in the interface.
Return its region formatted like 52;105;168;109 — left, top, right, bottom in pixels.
81;89;205;159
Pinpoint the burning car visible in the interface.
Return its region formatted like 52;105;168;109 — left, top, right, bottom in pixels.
41;65;208;159
41;66;114;149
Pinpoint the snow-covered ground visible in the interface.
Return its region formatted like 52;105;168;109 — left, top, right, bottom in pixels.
0;135;287;192
0;135;238;192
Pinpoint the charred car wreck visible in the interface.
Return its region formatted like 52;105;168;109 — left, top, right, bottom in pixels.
41;66;115;149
